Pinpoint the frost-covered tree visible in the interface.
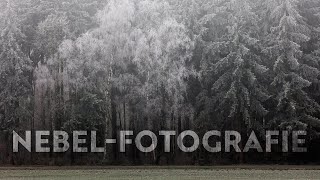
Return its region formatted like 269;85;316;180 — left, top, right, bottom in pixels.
27;0;105;130
132;0;194;130
264;0;320;129
200;0;269;132
0;0;32;130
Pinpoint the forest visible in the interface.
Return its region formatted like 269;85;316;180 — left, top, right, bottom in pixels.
1;0;320;165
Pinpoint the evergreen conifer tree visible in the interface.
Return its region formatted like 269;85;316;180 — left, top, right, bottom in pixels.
0;0;32;130
264;0;320;129
200;0;270;131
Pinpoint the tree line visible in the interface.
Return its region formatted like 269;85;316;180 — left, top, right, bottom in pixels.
1;0;320;165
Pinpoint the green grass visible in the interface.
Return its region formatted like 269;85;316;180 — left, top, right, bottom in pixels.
1;167;320;180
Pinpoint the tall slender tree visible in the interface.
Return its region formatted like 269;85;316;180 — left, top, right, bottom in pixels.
0;0;32;131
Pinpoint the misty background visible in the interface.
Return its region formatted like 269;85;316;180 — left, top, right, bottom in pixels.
0;0;320;165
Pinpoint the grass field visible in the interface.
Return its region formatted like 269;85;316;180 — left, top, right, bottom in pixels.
1;166;320;179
